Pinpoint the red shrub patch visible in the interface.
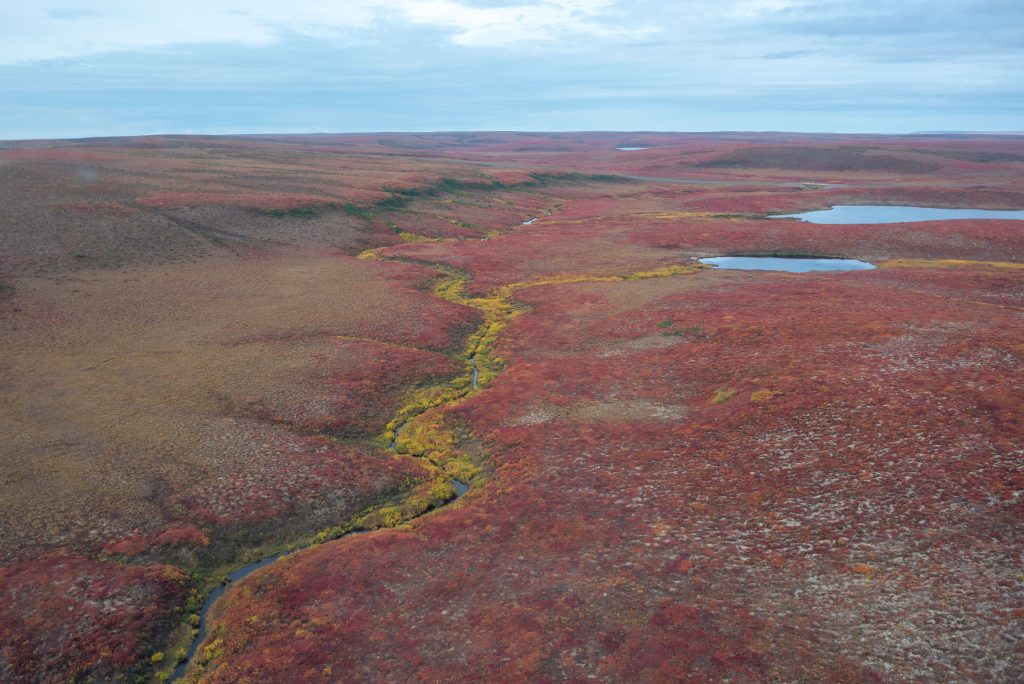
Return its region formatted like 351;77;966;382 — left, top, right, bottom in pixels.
0;554;187;682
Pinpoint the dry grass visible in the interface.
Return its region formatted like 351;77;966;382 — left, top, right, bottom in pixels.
0;253;479;562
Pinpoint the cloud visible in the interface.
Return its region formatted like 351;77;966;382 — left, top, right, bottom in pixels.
761;49;819;59
396;0;652;47
0;0;1021;138
6;1;1023;64
0;1;649;65
46;7;103;20
724;0;817;18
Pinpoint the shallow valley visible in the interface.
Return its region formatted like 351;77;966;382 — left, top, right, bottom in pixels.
0;132;1022;682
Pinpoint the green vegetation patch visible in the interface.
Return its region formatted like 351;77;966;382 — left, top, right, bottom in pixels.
710;388;738;404
258;206;321;219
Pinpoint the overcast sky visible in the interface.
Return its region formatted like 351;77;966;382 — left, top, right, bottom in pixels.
1;1;1021;139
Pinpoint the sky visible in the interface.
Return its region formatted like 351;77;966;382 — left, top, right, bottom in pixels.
1;0;1022;139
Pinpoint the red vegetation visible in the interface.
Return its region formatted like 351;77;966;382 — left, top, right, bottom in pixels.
198;262;1023;681
2;132;1022;680
0;553;187;682
180;423;427;528
103;524;211;557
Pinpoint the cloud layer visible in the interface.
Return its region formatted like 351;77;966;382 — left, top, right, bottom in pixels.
3;1;649;63
1;1;1021;138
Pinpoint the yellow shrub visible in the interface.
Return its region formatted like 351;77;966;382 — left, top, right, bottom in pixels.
444;458;480;482
426;478;456;504
710;388;738;404
397;231;434;243
380;507;403;527
750;389;780;404
200;638;224;664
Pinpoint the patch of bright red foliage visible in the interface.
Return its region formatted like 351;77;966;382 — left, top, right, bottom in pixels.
0;553;187;682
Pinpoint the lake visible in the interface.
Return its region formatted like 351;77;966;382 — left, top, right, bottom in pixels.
699;256;876;272
773;205;1024;224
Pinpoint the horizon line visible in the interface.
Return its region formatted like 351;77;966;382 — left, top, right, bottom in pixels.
5;129;1024;145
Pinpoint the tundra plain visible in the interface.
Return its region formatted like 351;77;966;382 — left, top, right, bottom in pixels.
0;132;1022;682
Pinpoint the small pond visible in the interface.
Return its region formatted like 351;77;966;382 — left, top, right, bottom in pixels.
700;256;875;272
616;146;649;151
773;205;1024;224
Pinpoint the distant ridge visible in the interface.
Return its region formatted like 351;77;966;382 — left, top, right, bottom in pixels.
912;131;1024;135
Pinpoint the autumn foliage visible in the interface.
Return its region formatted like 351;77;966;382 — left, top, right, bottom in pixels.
0;132;1022;681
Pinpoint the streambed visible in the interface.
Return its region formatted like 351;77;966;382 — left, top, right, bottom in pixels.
172;422;468;682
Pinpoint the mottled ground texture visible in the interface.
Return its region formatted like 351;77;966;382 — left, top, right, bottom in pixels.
1;133;1021;682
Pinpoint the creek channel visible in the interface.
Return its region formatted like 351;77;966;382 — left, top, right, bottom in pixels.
171;360;473;681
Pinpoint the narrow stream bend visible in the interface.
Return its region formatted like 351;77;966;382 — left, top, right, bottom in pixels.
172;469;469;681
172;366;473;681
172;201;576;680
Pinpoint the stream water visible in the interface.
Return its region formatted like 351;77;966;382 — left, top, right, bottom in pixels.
171;418;468;681
171;197;654;680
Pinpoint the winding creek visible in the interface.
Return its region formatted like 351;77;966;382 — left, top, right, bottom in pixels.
171;301;478;680
159;187;1024;679
172;446;470;681
173;468;469;682
172;201;815;679
170;545;333;681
